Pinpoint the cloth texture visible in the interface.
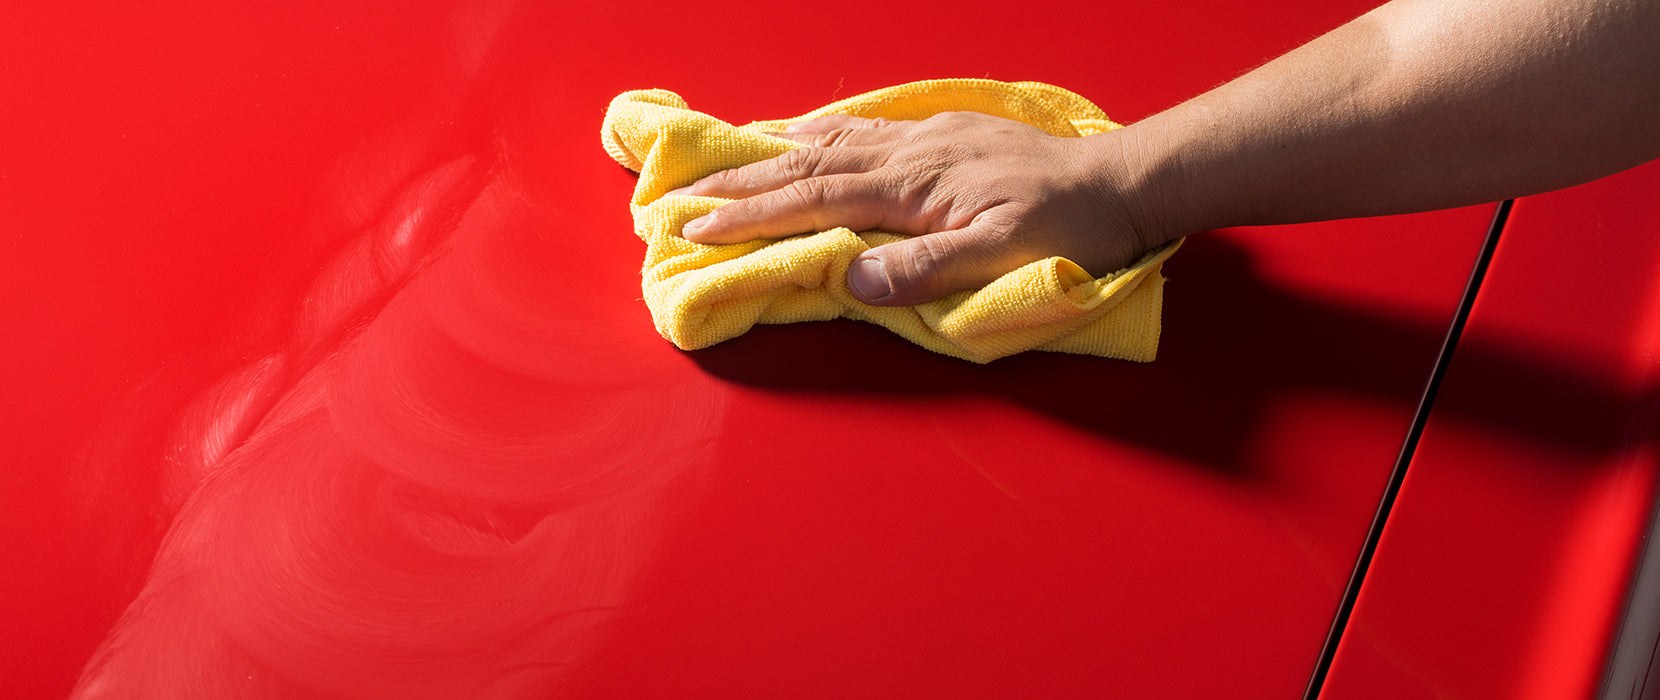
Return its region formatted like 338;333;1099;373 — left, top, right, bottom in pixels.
600;79;1181;363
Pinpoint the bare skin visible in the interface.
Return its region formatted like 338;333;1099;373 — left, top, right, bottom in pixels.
674;0;1660;306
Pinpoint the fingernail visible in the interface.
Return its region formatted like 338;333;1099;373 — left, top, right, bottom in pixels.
665;185;692;197
847;256;892;302
681;214;710;238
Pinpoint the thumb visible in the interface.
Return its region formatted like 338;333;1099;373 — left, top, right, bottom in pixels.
846;226;1013;307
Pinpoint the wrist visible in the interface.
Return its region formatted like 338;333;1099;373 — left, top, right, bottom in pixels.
1078;122;1203;252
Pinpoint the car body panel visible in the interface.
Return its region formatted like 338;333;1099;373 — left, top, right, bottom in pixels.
1322;160;1660;700
7;0;1648;698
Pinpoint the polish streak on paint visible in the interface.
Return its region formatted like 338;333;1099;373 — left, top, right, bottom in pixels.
72;5;726;697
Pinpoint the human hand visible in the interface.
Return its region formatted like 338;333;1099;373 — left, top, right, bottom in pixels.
672;112;1179;306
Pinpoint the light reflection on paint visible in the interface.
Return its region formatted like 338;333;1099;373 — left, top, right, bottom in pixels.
72;3;726;695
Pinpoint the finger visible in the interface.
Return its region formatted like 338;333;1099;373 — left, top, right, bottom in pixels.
681;171;900;244
773;126;911;148
679;145;885;200
783;114;896;134
845;218;1030;306
772;114;913;148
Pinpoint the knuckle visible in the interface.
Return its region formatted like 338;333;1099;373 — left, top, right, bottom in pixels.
785;175;861;233
700;167;737;189
774;147;820;179
904;236;951;283
783;177;832;214
924;111;972;128
825;127;863;147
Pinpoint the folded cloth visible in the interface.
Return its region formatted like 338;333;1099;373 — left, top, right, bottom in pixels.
600;79;1181;363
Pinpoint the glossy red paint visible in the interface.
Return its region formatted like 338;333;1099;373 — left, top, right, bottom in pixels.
1321;160;1660;699
0;0;1545;697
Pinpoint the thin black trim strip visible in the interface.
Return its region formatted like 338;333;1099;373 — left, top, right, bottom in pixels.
1302;199;1513;700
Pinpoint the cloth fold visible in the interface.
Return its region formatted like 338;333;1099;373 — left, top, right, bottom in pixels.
600;79;1180;363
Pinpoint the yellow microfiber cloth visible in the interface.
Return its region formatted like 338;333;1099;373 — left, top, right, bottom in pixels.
600;79;1181;364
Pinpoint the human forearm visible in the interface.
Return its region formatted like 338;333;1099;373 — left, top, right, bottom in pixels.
676;0;1660;306
1116;0;1660;242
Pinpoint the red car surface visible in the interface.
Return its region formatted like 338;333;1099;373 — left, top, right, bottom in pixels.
3;1;1657;698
